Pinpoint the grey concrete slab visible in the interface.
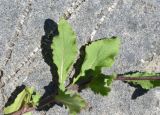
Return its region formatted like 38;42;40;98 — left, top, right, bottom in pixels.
0;0;160;115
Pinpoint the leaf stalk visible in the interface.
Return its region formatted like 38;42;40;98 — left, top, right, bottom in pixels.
116;76;160;81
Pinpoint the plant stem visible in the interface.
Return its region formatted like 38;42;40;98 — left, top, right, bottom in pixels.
12;106;35;115
37;95;58;110
11;95;56;115
116;75;160;81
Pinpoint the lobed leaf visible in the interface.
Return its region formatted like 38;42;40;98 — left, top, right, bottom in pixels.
88;74;114;96
51;18;78;91
55;90;86;115
73;37;120;83
124;72;160;89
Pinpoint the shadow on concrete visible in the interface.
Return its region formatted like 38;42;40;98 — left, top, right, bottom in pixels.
131;86;148;99
122;71;149;99
126;81;148;100
67;44;87;89
39;19;59;110
4;19;61;112
4;85;26;107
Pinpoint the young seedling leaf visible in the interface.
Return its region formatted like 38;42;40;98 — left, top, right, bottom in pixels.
3;89;27;114
55;90;86;115
73;37;120;83
32;92;41;106
3;87;41;115
52;18;78;91
124;72;160;89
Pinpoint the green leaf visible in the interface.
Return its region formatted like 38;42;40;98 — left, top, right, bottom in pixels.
76;69;115;96
124;72;160;89
55;90;86;115
73;37;120;83
88;74;114;96
24;87;34;104
3;89;27;114
52;18;78;91
32;92;41;106
3;87;41;115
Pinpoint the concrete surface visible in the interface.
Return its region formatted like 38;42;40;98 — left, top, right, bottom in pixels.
0;0;160;115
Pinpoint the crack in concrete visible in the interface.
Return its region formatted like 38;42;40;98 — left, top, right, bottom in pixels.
3;47;40;85
0;0;87;82
0;0;33;105
64;0;86;19
0;47;41;103
4;0;33;66
89;0;119;42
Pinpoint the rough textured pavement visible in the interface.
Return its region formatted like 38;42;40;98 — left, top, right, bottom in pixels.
0;0;160;115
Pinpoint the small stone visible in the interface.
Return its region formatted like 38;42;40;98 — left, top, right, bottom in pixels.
140;59;145;63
